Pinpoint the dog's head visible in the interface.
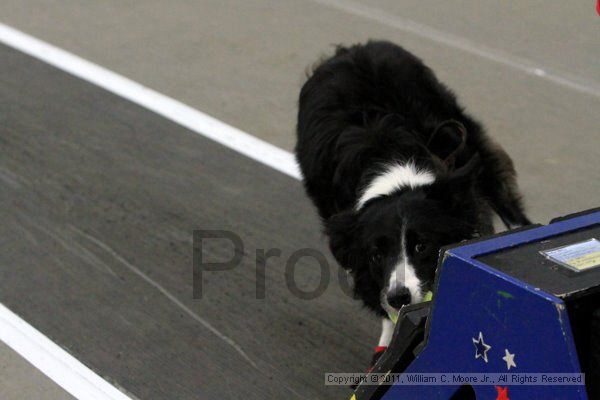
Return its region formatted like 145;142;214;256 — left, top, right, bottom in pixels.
326;152;488;317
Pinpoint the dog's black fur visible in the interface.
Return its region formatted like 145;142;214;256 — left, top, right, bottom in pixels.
295;41;530;317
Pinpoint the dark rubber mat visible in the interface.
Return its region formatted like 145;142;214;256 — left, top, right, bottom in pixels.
0;44;376;399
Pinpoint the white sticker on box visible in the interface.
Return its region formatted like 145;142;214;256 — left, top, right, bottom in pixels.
540;238;600;272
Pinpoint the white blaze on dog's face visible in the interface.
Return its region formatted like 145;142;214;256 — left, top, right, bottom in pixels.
381;223;423;315
356;162;435;313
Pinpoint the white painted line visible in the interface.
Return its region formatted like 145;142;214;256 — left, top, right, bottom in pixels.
0;23;302;180
308;0;600;99
0;303;135;400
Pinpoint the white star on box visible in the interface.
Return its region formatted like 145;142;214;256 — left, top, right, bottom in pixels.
472;332;491;363
502;349;516;370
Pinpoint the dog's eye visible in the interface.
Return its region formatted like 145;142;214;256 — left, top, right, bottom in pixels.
370;252;381;263
414;243;428;253
369;247;382;263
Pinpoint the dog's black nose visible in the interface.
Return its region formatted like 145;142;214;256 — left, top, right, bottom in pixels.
387;286;411;309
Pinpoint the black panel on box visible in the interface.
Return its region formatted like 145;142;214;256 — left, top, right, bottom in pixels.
477;224;600;299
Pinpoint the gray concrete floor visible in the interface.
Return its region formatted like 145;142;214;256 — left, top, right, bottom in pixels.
0;0;597;223
0;342;74;400
0;1;598;398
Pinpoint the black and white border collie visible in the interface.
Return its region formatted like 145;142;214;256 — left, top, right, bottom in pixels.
295;41;531;359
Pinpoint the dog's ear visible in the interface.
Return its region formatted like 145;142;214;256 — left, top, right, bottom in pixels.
425;153;482;207
427;120;467;170
325;210;361;271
